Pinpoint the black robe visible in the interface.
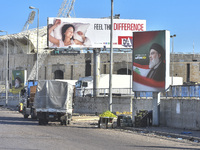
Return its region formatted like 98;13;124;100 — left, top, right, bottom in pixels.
146;61;165;82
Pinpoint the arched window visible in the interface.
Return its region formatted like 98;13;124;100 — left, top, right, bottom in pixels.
117;68;131;75
54;70;64;79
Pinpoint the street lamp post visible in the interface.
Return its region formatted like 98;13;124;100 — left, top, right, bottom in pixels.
0;30;8;106
29;6;39;80
170;34;176;85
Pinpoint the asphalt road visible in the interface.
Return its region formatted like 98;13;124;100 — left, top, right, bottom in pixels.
0;107;199;150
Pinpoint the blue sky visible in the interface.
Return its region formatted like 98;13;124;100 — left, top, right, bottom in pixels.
0;0;199;53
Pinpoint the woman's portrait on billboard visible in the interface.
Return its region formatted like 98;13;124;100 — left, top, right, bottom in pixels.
48;19;91;48
15;77;22;89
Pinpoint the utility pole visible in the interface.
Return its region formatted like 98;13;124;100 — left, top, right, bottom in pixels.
0;30;8;106
109;0;113;112
170;34;176;85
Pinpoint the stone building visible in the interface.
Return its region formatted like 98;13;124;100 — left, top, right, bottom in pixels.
0;27;132;87
171;53;200;84
0;26;199;88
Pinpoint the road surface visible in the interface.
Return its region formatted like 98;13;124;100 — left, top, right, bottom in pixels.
0;107;199;150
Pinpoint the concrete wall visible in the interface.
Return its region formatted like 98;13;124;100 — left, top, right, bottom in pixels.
160;98;200;130
132;98;200;130
73;96;132;114
2;94;200;130
0;95;19;108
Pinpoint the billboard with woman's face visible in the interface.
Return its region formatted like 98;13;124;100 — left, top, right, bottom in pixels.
132;30;170;92
47;17;146;49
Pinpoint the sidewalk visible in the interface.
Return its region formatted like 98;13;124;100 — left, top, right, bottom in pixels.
72;114;200;143
125;126;200;143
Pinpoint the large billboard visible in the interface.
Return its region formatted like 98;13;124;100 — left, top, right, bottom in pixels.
132;30;170;92
11;70;26;94
47;17;146;49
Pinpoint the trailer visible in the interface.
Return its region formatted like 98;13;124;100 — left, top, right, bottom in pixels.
75;74;133;97
34;80;73;125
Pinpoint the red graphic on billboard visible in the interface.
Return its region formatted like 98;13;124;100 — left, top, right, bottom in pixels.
118;36;133;48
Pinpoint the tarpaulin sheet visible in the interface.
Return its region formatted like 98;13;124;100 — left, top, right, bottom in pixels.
34;80;73;112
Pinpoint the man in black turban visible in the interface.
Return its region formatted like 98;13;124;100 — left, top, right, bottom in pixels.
146;43;165;81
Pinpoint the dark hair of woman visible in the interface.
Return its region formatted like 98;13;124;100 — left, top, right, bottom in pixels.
61;24;75;42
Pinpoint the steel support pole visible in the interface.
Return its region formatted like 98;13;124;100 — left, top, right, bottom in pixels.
93;48;100;98
152;92;160;126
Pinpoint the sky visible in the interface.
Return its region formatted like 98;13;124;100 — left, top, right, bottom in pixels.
0;0;199;54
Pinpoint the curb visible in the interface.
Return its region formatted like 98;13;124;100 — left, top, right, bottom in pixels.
123;127;200;143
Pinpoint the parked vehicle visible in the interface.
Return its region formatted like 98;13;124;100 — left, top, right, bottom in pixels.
34;80;73;125
19;80;38;119
75;74;133;97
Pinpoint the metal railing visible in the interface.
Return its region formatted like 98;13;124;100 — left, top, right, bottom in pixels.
75;88;134;97
135;85;200;98
164;85;200;98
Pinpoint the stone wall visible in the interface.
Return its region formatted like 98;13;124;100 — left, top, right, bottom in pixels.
1;37;200;84
1;27;200;84
0;52;134;84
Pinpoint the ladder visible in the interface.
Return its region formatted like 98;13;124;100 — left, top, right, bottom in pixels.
28;50;49;80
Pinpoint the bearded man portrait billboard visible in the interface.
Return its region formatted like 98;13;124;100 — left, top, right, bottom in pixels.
132;30;170;92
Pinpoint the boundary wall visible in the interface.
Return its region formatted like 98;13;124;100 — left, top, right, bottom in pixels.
132;98;200;130
2;95;200;130
73;96;132;114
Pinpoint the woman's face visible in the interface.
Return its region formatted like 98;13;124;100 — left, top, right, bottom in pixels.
65;27;74;39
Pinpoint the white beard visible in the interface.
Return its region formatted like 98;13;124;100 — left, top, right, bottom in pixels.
15;82;20;88
149;55;160;69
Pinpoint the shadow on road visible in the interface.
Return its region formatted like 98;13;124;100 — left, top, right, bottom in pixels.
134;145;200;150
0;116;38;126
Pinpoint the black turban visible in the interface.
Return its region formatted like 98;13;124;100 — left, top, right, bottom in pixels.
150;43;165;60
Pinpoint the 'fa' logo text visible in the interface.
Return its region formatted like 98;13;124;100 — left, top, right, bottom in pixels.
118;36;133;48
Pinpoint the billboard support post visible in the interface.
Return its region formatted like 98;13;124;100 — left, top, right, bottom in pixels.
109;0;113;112
152;92;160;126
93;48;100;98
